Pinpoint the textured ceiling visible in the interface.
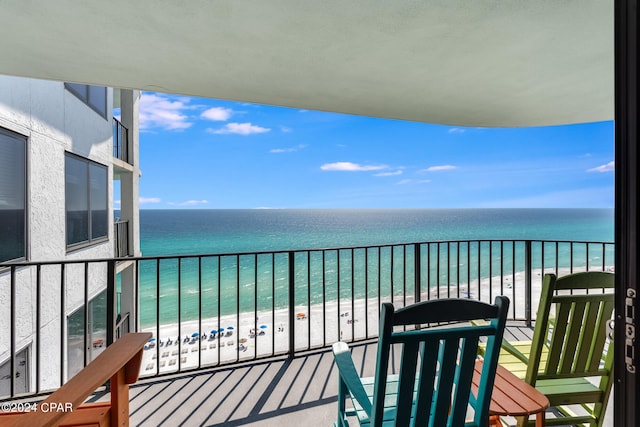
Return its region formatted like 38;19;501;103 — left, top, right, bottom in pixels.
0;1;613;127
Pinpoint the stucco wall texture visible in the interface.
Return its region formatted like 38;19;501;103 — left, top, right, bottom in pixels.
0;76;114;391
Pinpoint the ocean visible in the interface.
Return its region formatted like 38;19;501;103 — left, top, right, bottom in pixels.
140;208;614;256
136;209;614;327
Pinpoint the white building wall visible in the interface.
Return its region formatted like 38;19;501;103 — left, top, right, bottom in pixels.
0;75;116;392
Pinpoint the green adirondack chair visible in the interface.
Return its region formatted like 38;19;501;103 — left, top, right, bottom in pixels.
486;271;614;427
332;296;510;427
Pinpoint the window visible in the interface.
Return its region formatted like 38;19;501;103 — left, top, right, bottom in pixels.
65;83;107;118
0;128;26;263
0;347;29;396
67;291;106;378
65;154;108;248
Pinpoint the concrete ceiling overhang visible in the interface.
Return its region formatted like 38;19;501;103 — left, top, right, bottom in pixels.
0;1;613;127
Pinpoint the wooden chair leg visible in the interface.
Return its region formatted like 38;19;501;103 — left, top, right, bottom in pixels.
489;415;500;425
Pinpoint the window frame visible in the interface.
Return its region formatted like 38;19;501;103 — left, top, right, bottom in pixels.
0;127;27;263
64;83;108;119
65;152;108;251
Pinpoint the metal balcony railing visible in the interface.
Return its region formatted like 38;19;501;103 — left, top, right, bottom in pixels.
0;238;614;399
112;117;129;164
114;220;130;258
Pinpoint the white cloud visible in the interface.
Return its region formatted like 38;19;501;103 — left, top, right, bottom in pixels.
320;162;387;172
208;122;271;135
114;199;121;206
588;161;614;173
201;107;233;121
397;179;431;185
420;165;458;172
374;170;403;177
448;128;465;134
280;126;293;133
140;197;162;204
168;199;209;206
270;144;306;153
139;93;194;131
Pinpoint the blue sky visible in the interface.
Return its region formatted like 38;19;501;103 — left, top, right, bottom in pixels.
124;92;614;209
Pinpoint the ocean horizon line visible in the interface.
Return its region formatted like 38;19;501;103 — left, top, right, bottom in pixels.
132;207;614;211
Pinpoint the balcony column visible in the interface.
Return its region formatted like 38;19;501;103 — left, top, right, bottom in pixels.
117;89;141;331
118;89;140;258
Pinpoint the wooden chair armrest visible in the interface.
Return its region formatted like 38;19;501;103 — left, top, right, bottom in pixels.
470;319;530;364
332;342;372;415
500;339;530;364
9;332;151;427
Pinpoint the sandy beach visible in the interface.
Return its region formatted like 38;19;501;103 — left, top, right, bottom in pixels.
139;265;612;375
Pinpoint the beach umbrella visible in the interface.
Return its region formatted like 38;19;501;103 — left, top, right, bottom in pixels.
219;327;225;333
210;329;217;334
191;332;199;338
149;337;156;342
260;325;267;329
227;326;234;330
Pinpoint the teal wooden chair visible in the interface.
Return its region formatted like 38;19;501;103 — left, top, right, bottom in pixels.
480;272;614;427
333;296;510;427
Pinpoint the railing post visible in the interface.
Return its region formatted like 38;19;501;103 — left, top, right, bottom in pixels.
414;243;421;304
113;222;118;257
288;251;296;359
83;263;89;368
10;266;16;398
60;264;66;386
107;260;117;346
124;122;130;164
36;264;42;393
524;240;533;327
126;221;130;257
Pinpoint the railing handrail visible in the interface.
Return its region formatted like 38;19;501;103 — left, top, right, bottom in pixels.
0;238;614;268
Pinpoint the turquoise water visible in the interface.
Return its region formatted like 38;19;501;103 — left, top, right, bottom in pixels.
140;209;613;255
136;209;614;326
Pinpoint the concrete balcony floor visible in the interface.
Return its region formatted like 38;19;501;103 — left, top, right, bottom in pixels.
107;322;613;426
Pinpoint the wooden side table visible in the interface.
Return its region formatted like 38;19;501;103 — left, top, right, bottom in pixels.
474;361;550;427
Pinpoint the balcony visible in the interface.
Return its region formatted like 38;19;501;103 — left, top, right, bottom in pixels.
114;220;131;258
112;117;130;165
0;238;615;425
123;323;613;426
11;325;610;426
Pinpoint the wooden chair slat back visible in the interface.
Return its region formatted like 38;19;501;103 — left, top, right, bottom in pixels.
529;272;614;382
370;297;509;426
